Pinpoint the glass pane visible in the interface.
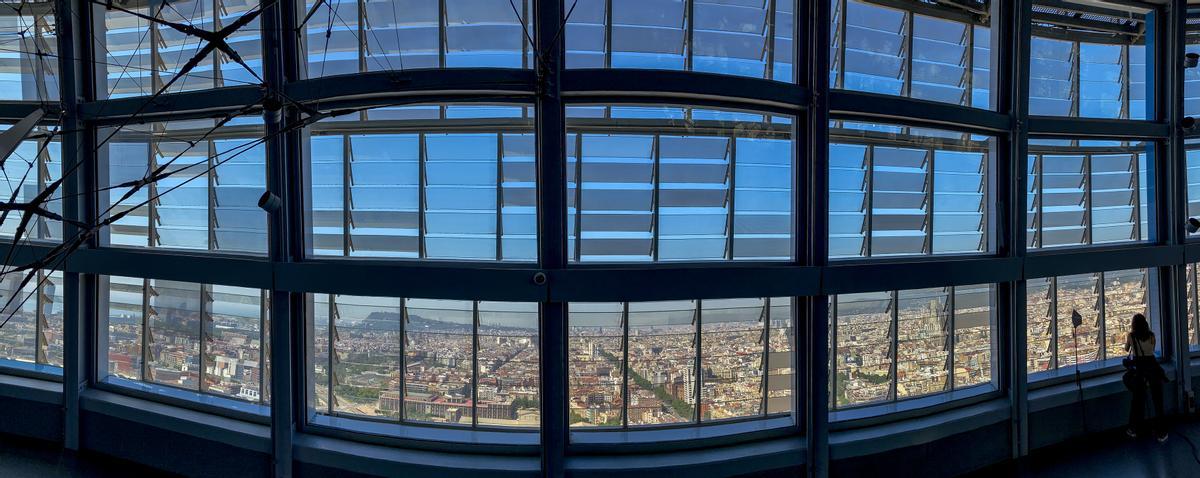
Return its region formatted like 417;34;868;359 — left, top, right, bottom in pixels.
766;297;794;414
568;105;794;262
205;286;265;403
100;0;262;98
477;301;540;427
307;105;535;261
105;276;145;379
0;4;59;101
831;0;994;108
1103;269;1147;361
566;0;792;81
700;298;764;420
895;287;949;398
0;270;39;364
305;0;533;78
1029;139;1151;249
831;121;993;259
627;300;696;426
1026;277;1054;373
1055;273;1100;369
1187;141;1200;235
569;302;625;427
312;294;332;414
933;149;987;253
953;284;992;388
0;125;62;242
1190;263;1200;348
1038;152;1087;247
1189;264;1199;350
1187;27;1200;117
404;299;474;425
147;279;202;390
833;291;892;408
1029;2;1150;119
99;118;268;254
40;271;63;367
331;295;401;417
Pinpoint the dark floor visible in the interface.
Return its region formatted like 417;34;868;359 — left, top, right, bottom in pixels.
0;435;174;478
970;419;1200;477
3;422;1200;478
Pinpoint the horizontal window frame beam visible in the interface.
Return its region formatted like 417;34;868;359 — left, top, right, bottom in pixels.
0;102;62;122
829;91;1012;134
81;86;266;125
547;266;820;302
285;69;538;108
1027;116;1170;138
562;69;810;116
822;257;1020;295
1024;244;1182;279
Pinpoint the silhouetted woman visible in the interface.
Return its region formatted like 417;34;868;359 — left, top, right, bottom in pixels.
1125;313;1167;442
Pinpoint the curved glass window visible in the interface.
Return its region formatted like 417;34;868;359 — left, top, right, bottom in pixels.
99;0;263;98
306;104;536;260
0;269;62;370
0;123;61;242
565;0;795;82
1186;139;1200;234
830;284;995;410
1029;2;1150;119
0;1;58;101
829;121;995;259
1185;15;1200;118
830;0;994;109
99;118;268;254
568;297;793;428
1026;268;1153;377
308;295;540;428
302;0;534;78
566;105;794;262
1026;139;1151;249
98;275;270;409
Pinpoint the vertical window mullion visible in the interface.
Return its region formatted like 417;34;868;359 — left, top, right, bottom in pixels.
761;297;771;416
622;302;630;428
343;135;352;256
1051;277;1059;369
765;0;777;81
497;134;505;261
327;294;335;415
693;299;702;423
727;136;737;260
889;290;898;401
471;300;479;427
398;298;407;422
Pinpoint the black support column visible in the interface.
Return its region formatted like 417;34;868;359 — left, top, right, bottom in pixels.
535;0;568;477
55;0;95;452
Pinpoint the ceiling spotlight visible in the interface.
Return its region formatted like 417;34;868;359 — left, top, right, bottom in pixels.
1185;116;1198;133
258;191;282;213
1189;217;1200;235
1187;52;1200;69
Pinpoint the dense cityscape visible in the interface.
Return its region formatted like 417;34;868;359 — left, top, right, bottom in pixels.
832;286;996;408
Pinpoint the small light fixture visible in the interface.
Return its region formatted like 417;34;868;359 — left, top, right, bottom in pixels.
258;191;281;213
1188;217;1200;235
1185;116;1197;133
1187;52;1199;69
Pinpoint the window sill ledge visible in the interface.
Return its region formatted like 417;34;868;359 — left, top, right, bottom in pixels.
79;388;271;454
